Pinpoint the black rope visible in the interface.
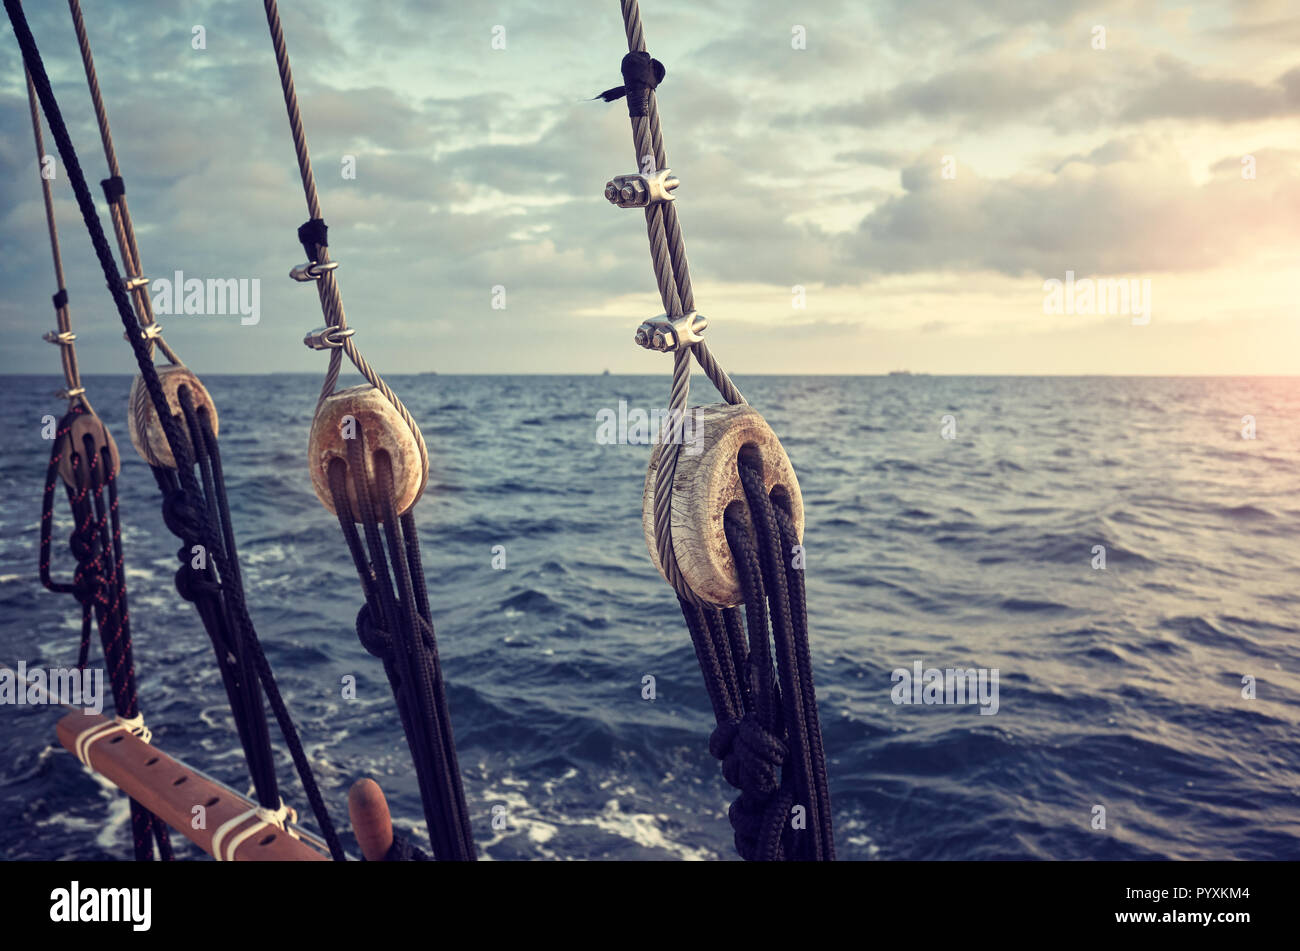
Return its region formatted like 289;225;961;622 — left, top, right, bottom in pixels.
678;453;835;861
38;406;174;861
719;506;790;861
326;433;475;861
170;389;348;860
7;0;345;861
773;502;833;858
166;390;279;810
743;463;818;855
678;598;741;724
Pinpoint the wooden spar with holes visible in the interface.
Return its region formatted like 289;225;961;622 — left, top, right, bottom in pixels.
56;710;328;861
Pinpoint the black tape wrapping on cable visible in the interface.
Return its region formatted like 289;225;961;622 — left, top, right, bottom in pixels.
326;430;476;861
677;454;835;861
100;174;125;204
297;217;328;262
594;51;665;117
38;404;173;861
8;0;345;861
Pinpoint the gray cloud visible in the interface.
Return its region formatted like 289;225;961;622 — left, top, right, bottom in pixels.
842;141;1300;277
812;56;1300;133
1;0;1295;378
1121;59;1300;123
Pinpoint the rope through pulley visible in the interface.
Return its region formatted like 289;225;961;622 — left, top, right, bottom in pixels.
8;0;345;861
25;64;170;862
598;0;835;860
261;0;475;860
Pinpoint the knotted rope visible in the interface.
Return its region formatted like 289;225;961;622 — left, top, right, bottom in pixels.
38;406;173;862
25;58;170;862
325;434;476;861
260;0;474;860
10;0;344;860
598;0;834;860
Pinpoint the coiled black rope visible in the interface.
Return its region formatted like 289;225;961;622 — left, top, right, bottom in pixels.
591;0;827;859
679;454;835;861
7;0;344;861
326;431;475;861
39;406;174;861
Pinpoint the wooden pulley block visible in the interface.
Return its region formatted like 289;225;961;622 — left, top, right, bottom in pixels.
57;412;121;488
127;364;219;468
307;384;427;519
642;403;804;607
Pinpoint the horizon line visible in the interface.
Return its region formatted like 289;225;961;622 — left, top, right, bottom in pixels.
1;371;1298;378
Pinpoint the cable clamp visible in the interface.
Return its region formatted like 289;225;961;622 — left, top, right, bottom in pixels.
123;275;150;292
303;325;356;350
634;311;707;352
123;323;163;344
604;168;679;208
290;260;340;282
56;386;87;400
44;330;76;346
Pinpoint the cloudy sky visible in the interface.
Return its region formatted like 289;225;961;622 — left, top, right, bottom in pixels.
1;0;1297;376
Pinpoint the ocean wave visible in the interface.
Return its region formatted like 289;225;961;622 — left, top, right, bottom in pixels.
4;374;1300;861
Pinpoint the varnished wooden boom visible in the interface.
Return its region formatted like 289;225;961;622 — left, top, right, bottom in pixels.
56;710;328;861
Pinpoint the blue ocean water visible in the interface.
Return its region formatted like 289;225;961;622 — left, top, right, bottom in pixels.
1;374;1298;861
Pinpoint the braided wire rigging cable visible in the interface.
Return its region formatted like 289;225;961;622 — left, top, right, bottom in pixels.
616;0;745;408
608;0;745;604
260;0;428;497
26;63;171;862
605;0;834;859
25;68;90;415
8;0;344;860
261;0;475;859
67;0;179;365
67;0;182;469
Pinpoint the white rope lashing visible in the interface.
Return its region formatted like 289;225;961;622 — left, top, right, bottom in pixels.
211;799;300;862
72;713;152;768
